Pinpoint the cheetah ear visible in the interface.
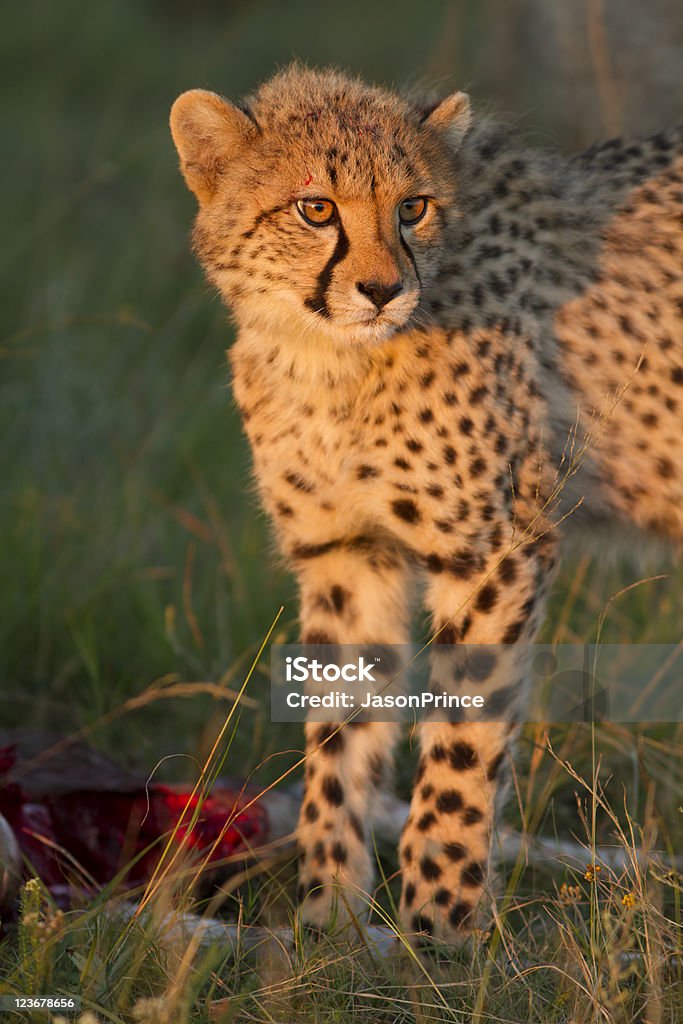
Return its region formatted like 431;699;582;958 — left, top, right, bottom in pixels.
170;89;257;204
422;91;472;149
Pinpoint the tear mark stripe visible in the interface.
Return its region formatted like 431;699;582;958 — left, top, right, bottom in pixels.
304;220;350;318
400;234;421;287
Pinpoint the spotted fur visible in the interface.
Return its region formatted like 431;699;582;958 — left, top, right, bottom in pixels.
170;65;682;944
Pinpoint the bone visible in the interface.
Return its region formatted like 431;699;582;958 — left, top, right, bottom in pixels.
0;813;22;904
275;788;683;873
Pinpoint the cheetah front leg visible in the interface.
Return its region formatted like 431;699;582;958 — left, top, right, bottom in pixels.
399;543;557;944
293;542;411;928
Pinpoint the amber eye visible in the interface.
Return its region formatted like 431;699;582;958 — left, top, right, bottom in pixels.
398;196;428;225
296;198;336;226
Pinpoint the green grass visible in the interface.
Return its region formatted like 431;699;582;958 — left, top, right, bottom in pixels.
1;2;682;1020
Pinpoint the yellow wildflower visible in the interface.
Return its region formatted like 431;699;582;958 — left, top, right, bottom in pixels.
559;882;581;904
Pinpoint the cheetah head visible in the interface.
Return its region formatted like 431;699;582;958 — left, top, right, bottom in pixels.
171;65;471;346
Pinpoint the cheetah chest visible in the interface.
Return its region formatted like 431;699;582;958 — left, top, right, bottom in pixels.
231;336;509;547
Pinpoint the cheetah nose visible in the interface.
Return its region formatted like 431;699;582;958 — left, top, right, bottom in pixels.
357;279;403;309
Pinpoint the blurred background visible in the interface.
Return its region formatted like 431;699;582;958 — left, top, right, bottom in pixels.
2;0;682;784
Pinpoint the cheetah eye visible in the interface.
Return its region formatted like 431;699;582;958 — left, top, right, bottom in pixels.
296;198;336;226
398;196;428;225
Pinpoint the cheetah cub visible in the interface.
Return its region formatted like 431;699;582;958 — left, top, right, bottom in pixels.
171;65;682;944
